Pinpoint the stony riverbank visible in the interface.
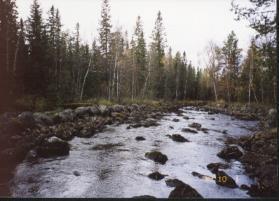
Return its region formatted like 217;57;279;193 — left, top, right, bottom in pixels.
201;102;277;197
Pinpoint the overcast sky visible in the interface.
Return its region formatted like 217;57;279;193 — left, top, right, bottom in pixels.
16;0;256;67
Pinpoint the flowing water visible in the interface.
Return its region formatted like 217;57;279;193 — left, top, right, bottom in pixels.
10;107;258;198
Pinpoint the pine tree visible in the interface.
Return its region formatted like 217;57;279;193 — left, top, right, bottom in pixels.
0;0;18;107
98;0;112;99
26;0;49;99
133;16;147;98
150;11;166;99
221;31;242;103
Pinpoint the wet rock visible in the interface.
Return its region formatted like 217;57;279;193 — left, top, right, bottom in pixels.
169;126;174;129
145;151;168;165
17;112;36;128
215;170;237;188
172;118;180;122
36;136;70;158
192;172;214;180
76;128;95;138
210;117;215;120
181;128;198;133
207;162;229;173
132;195;156;199
33;112;54;126
208;111;216;115
148;171;166;180
143;118;159;127
73;170;81;176
188;122;202;129
198;127;209;133
168;182;203;198
183;116;190;120
90;143;124;151
169;134;189;142
135;136;146;141
165;179;185;188
217;145;243;160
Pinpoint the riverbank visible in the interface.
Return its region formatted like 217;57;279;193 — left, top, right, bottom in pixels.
0;100;277;197
200;102;277;197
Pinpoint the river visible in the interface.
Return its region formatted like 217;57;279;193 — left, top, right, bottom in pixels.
10;106;258;198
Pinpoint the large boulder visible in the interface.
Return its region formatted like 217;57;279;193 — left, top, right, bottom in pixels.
89;106;100;115
74;107;92;118
53;109;75;123
165;179;185;188
217;145;243;160
215;170;238;188
36;136;70;158
168;181;203;198
17;111;36;128
145;151;168;165
33;112;54;126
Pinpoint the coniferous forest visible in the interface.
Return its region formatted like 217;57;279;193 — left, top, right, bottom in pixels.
0;0;276;111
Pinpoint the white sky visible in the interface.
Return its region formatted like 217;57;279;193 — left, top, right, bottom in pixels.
16;0;257;67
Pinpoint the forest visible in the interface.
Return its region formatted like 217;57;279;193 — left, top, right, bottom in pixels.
0;0;277;111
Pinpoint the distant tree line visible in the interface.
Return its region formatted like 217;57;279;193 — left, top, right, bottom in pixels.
0;0;276;110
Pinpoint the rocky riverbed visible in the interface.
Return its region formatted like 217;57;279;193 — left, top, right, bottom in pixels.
0;102;277;198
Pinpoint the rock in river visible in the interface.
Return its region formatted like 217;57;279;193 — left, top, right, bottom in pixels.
181;128;198;134
36;136;70;158
207;162;229;173
215;170;238;188
217;145;243;160
168;179;203;198
145;151;168;165
148;171;166;180
172;118;180;122
169;134;189;142
135;136;146;141
188;122;202;129
73;170;81;176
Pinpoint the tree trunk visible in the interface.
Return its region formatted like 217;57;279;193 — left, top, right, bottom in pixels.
213;78;218;102
13;36;19;73
80;56;92;101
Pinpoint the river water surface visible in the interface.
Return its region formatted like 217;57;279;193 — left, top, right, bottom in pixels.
11;107;258;198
